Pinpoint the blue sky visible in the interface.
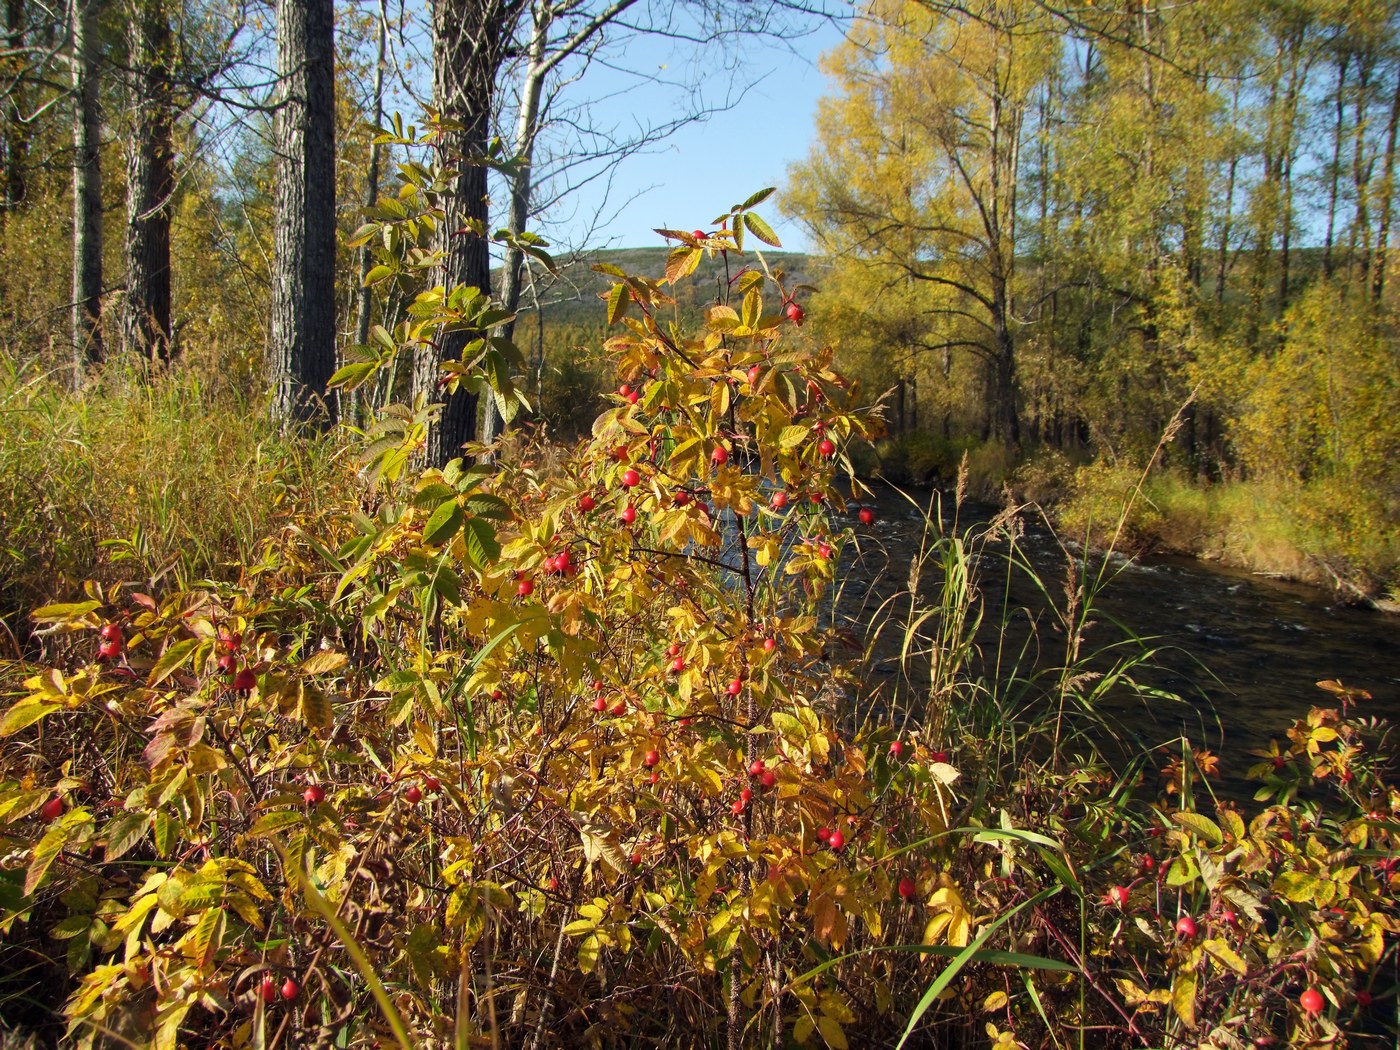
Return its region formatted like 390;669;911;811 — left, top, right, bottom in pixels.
538;17;848;255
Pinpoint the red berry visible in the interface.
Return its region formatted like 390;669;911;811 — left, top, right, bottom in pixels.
930;751;949;764
610;701;626;716
280;978;299;1002
626;389;639;404
491;689;504;701
731;798;746;815
40;797;63;822
816;542;832;559
405;785;422;805
858;507;875;525
644;749;660;768
620;504;636;524
1218;908;1237;926
760;769;776;789
217;651;237;674
1106;885;1129;908
816;826;831;843
303;785;324;806
785;301;804;324
1300;988;1324;1015
1358;989;1373;1008
1272;755;1286;769
98;623;122;642
548;876;559;892
889;740;905;758
691;229;706;240
674;491;691;507
423;776;440;791
1174;915;1197;939
621;469;640;488
747;365;761;387
647;771;660;785
827;830;845;851
763;637;777;652
749;759;765;777
611;444;628;461
517;578;535;597
711;445;729;465
668;642;682;657
669;656;685;673
618;383;632;398
233;668;257;693
578;494;597;513
630;851;642;866
818;438;836;457
727;678;743;696
740;787;753;802
770;491;788;510
98;638;122;660
1141;854;1156;872
593;695;607;712
898;877;918;900
259;973;278;1004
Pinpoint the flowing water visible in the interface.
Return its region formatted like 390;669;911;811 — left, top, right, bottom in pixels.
830;486;1400;794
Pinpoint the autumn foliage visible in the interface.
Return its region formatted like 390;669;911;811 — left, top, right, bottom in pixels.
0;192;1396;1048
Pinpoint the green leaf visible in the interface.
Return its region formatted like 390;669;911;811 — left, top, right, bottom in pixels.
894;888;1062;1048
462;518;501;569
423;501;464;546
0;698;59;737
1172;812;1223;847
27;809;88;895
328;361;381;391
1273;871;1319;903
148;638;200;687
739;187;776;209
103;811;149;863
743;211;782;247
30;601;101;624
606;283;629;324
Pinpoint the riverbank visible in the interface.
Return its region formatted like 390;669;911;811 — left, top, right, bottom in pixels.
858;437;1400;610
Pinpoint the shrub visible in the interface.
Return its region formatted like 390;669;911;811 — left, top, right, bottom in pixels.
0;198;1394;1050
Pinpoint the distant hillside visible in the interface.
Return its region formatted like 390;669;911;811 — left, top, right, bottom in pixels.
509;247;824;332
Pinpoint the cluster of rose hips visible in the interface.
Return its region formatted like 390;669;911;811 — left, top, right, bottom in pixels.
97;622;123;660
257;973;299;1004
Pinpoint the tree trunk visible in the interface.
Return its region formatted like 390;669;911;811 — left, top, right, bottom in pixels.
480;0;550;448
122;0;174;361
270;0;337;428
415;0;523;466
354;3;386;351
1371;64;1400;302
71;0;103;367
4;0;27;206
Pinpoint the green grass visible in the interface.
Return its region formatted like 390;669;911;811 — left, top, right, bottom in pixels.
0;352;346;630
1059;463;1400;598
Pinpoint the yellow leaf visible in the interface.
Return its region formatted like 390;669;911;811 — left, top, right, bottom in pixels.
1171;969;1197;1027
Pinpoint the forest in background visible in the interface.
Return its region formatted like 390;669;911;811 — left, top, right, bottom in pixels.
1;0;1399;599
0;1;1396;1046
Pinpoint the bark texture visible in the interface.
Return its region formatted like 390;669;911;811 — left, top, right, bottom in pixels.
270;0;337;428
413;0;524;466
122;0;174;361
71;0;103;366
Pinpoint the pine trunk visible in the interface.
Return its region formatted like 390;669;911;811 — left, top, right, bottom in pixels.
122;0;173;361
270;0;337;428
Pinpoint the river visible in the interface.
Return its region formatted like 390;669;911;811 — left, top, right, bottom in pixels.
830;485;1399;795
